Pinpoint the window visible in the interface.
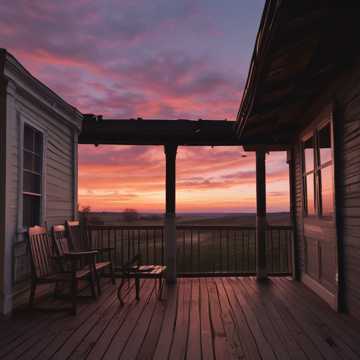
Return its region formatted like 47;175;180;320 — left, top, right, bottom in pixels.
302;121;334;218
318;124;334;217
303;136;316;215
23;124;43;227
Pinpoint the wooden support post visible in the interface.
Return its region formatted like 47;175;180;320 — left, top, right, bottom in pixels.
256;147;267;280
287;149;299;280
164;144;177;283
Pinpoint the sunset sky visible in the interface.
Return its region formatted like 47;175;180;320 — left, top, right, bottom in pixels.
0;0;289;213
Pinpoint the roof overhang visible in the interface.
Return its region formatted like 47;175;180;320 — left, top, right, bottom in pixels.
0;49;83;131
236;1;360;144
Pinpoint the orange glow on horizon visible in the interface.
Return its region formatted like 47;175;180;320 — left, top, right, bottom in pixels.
78;146;289;213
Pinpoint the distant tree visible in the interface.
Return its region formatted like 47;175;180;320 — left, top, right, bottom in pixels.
78;205;104;225
78;205;91;222
122;208;139;222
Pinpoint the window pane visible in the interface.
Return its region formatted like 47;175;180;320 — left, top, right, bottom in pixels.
303;137;314;173
23;194;40;227
318;124;332;165
306;174;315;215
34;131;42;155
321;165;334;217
24;125;34;151
23;150;33;171
34;156;42;173
23;172;41;194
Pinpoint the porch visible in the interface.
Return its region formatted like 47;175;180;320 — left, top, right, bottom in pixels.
1;277;360;360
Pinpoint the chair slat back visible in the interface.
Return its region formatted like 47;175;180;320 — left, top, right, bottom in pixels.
28;226;56;279
53;224;71;256
66;220;87;250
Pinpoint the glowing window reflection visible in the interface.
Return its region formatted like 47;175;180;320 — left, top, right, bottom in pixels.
321;165;334;217
306;173;315;215
304;137;314;173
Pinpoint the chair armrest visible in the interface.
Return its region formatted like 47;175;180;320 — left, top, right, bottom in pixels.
92;247;114;252
65;250;98;257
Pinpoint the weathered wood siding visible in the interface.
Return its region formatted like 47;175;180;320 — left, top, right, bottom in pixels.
293;143;305;276
336;66;360;321
294;61;360;320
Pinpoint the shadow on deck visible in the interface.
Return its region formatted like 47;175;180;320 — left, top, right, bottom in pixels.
1;277;360;360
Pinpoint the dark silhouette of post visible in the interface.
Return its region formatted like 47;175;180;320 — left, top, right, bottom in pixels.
164;144;177;283
256;147;267;280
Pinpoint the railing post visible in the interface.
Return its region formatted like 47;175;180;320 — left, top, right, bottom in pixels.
256;147;267;280
164;144;177;283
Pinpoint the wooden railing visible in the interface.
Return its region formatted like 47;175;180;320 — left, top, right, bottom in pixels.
86;225;293;276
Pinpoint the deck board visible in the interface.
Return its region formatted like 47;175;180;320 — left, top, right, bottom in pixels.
2;277;360;360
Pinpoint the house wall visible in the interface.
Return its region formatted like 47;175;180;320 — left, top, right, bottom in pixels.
294;60;360;320
0;65;7;313
0;51;82;314
7;84;79;310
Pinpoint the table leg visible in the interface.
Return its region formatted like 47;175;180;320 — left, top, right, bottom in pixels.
117;277;126;306
135;276;140;301
158;275;164;300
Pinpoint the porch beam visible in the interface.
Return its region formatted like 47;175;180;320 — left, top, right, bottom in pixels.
164;144;177;283
256;146;267;280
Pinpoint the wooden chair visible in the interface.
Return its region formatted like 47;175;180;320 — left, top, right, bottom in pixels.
28;226;98;315
65;221;116;294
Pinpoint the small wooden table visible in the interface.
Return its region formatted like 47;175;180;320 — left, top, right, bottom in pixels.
117;265;167;305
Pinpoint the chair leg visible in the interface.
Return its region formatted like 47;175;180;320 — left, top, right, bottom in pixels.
89;270;97;300
94;268;101;296
135;277;140;301
158;276;164;300
110;264;116;285
29;281;36;308
117;277;126;306
71;277;78;316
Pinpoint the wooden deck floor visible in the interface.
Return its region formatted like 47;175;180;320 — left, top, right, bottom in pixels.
1;277;360;360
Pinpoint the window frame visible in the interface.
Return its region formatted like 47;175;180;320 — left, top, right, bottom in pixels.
301;110;335;220
302;133;316;216
17;114;47;232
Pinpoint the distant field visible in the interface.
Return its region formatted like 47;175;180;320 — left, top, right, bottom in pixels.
85;212;290;226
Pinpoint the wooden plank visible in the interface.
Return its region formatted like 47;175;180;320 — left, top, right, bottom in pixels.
135;287;167;360
227;277;277;360
186;279;202;359
86;280;152;360
273;278;355;360
236;278;291;360
206;277;233;359
220;278;261;360
119;281;160;359
152;284;178;360
69;284;137;359
214;278;245;359
244;277;308;360
96;280;155;360
168;278;192;360
277;278;360;357
23;283;116;360
51;286;122;360
254;278;323;360
0;284;114;360
199;275;215;360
